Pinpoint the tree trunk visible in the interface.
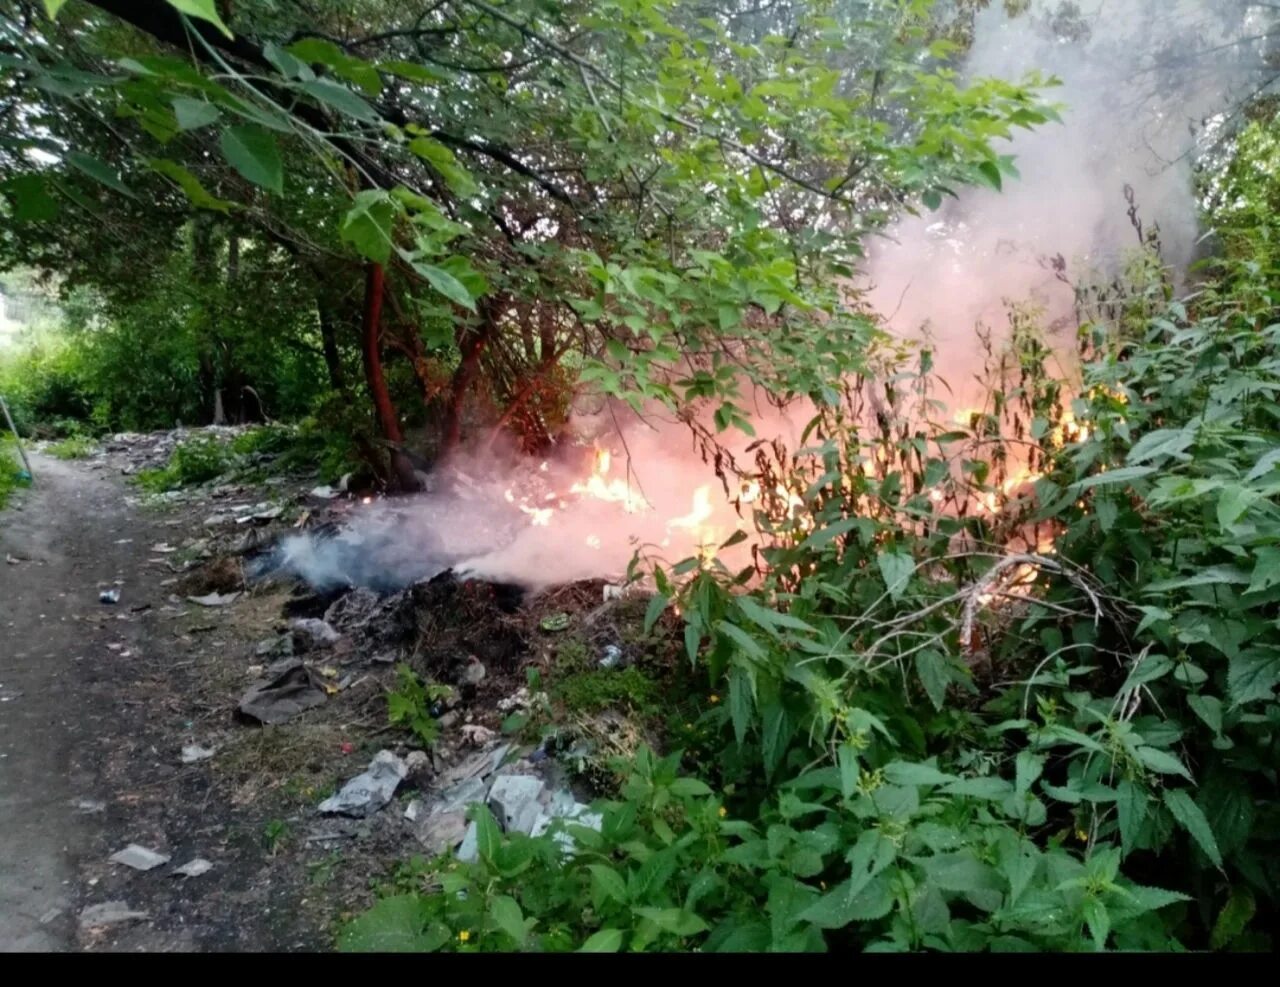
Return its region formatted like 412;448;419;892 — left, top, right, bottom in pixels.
441;308;492;460
360;262;419;491
317;296;345;390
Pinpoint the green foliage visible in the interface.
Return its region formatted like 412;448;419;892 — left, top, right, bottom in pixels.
0;436;28;508
553;666;662;718
386;664;453;749
45;434;96;459
135;436;231;491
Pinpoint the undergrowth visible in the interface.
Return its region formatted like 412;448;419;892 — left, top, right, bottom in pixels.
341;189;1280;952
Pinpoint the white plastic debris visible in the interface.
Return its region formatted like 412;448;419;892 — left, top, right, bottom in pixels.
318;750;407;817
180;744;216;764
487;775;545;835
457;821;479;862
173;858;213;878
289;617;340;649
599;645;624;669
80;901;148;929
309;485;339;500
99;588;121;605
109;844;171;871
187;591;241;607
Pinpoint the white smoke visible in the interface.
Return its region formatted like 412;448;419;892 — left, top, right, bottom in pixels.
864;0;1274;409
270;0;1274;592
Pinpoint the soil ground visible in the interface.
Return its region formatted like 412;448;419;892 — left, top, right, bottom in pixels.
0;452;394;952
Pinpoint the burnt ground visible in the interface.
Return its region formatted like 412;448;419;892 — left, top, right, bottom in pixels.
0;451;406;951
0;444;691;953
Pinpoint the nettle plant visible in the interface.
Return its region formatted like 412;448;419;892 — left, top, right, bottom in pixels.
344;225;1278;950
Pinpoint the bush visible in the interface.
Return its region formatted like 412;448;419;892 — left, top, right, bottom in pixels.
135;437;232;491
342;219;1280;953
45;434;96;459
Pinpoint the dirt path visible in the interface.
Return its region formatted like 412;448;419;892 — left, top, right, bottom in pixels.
0;453;165;948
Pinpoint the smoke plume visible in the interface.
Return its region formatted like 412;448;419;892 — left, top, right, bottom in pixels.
269;0;1274;593
864;0;1273;408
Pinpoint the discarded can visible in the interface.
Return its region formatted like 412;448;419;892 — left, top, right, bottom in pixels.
99;588;121;605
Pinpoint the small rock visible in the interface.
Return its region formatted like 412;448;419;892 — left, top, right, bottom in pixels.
438;711;460;730
460;659;486;688
173;858;213;878
109;844;171;872
404;799;425;823
461;724;496;747
180;744;216;764
80;901;148;929
405;750;431;774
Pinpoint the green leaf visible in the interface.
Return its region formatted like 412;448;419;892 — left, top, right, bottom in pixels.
1245;547;1280;595
587;864;628;904
1217;485;1256;529
1136;746;1192;781
172;96;221;131
717;620;767;663
914;649;949;710
147;158;233;212
883;761;953;787
43;0;68;20
474;805;502;863
976;160;1002;191
876;550;913;601
1068;466;1155;493
728;666;752;745
1187;694;1223;735
799;516;860;552
1227;648;1280;705
1125;427;1193;466
1115;779;1146;856
337;896;440;952
219;125;283;194
734;596;815;635
669;777;713;797
2;174;59;222
578;929;624;952
1082;897;1110;951
1210;886;1256;951
301;78;380;123
798;873;893;928
412;261;477;312
165;0;233;38
643;593;668;635
489;895;527;946
1163;789;1223;868
632;907;708;937
408;137;477;196
66;152;135;199
341;189;398;264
